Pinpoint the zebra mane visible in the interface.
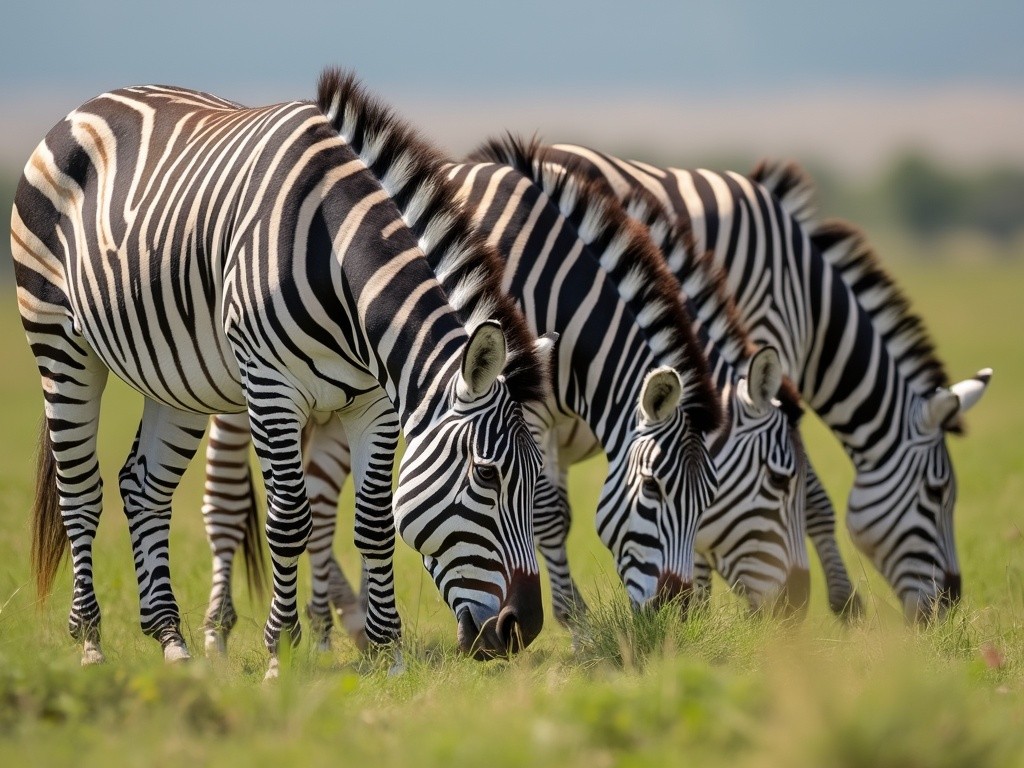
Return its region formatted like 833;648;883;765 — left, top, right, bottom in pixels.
625;187;804;425
753;159;949;395
469;134;722;434
749;158;819;229
314;68;545;404
810;219;949;393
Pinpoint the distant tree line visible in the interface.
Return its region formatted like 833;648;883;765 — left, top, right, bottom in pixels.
1;151;1022;282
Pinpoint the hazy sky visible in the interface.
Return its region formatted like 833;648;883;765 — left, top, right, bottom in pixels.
2;1;1022;171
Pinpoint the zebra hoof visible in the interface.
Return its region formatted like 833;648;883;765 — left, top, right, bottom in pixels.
81;645;106;666
388;650;406;677
263;657;280;682
204;631;227;657
164;642;192;664
337;609;369;651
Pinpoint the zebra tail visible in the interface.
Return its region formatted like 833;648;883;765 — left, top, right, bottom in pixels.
241;463;268;601
31;417;67;603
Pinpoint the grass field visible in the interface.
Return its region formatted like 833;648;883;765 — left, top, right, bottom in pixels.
0;254;1022;767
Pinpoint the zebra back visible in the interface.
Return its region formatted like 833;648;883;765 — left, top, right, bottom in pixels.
470;134;721;434
316;69;545;405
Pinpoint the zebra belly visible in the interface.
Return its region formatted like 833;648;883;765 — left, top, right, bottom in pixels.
79;313;245;417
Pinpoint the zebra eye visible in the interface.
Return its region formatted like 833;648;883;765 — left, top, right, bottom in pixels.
641;476;660;498
766;469;790;491
474;463;500;488
924;484;942;504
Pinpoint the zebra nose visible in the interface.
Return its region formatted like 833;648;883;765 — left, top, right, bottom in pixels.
498;570;543;652
645;572;693;612
942;571;962;604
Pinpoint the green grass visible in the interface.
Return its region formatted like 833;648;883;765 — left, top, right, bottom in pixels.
0;256;1022;767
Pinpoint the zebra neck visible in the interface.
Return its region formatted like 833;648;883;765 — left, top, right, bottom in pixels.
447;161;663;454
316;191;466;435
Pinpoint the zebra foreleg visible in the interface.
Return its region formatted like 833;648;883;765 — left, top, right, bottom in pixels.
246;393;313;679
805;464;862;618
534;472;587;627
119;401;208;662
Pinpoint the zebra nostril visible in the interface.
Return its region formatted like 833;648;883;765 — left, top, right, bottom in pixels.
496;605;522;653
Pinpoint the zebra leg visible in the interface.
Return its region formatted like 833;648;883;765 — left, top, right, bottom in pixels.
345;397;402;651
327;555;368;650
534;470;587;627
805;463;862;618
302;414;357;652
693;552;714;608
201;411;255;656
34;330;110;665
246;394;313;679
118;401;208;662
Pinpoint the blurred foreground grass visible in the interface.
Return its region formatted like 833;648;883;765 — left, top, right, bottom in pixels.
0;255;1022;766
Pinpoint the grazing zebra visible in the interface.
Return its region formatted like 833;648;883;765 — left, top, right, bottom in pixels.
471;137;812;616
542;144;992;620
203;134;727;648
12;68;550;674
617;190;811;610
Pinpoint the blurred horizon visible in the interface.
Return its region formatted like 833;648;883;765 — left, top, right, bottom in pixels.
2;0;1022;262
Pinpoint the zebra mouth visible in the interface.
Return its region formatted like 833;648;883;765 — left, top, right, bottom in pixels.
456;608;515;661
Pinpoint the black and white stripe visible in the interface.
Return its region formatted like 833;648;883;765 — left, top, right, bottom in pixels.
13;69;548;673
201;134;724;641
544;144;991;620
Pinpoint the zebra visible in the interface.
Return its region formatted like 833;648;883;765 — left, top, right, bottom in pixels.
540;143;992;621
201;133;728;650
470;137;812;617
204;135;814;647
12;68;551;676
617;189;811;611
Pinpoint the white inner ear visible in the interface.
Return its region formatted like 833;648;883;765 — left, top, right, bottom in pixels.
459;320;506;399
746;346;783;414
640;366;683;423
950;368;992;415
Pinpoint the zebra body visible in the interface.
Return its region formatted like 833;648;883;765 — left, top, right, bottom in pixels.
470;139;811;615
544;144;992;619
203;139;724;646
13;71;547;672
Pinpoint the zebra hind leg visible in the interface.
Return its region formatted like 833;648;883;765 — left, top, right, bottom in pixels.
119;401;209;662
301;414;354;652
201;412;256;656
28;319;110;665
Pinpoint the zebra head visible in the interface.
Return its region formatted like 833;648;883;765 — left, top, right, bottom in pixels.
597;366;718;611
697;347;811;616
846;368;992;622
395;321;548;658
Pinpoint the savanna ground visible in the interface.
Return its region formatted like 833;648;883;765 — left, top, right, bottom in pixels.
0;241;1022;767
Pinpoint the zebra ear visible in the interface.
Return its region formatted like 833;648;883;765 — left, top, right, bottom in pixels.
458;320;507;400
533;332;558;388
920;368;992;433
639;366;683;424
743;346;783;415
950;368;992;416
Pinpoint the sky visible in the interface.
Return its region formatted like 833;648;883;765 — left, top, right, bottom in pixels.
1;1;1022;173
